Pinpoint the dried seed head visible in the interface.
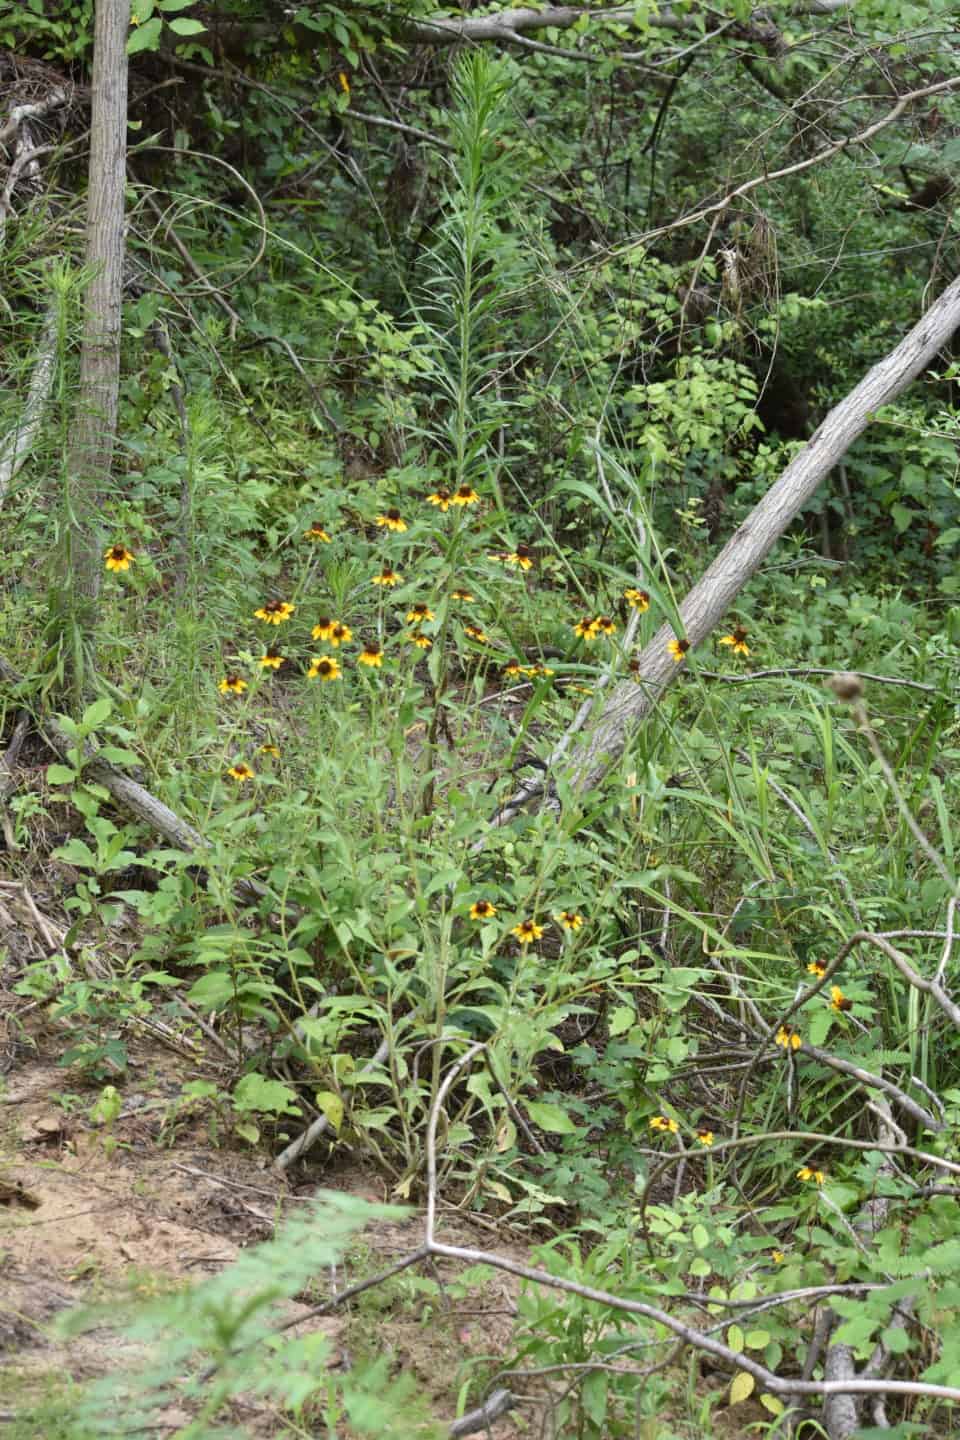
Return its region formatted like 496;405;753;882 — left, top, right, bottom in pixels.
826;671;864;703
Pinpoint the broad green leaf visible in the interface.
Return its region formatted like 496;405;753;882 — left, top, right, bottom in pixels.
314;1089;344;1133
233;1073;301;1117
81;698;112;729
729;1372;754;1404
727;1324;745;1353
127;15;162;52
169;16;206;33
608;1004;635;1036
745;1329;770;1349
46;764;77;786
525;1100;576;1134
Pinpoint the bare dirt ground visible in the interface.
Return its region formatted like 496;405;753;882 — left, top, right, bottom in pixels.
0;1016;528;1439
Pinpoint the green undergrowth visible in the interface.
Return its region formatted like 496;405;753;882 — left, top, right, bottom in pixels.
2;47;960;1440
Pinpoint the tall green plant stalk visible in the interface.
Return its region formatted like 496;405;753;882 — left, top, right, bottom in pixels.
416;54;525;822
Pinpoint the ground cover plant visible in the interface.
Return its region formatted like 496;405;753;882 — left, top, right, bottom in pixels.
2;3;960;1437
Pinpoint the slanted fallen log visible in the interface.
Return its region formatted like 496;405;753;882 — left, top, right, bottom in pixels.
492;271;960;824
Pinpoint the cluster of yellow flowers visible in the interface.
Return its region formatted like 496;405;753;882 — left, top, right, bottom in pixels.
467;901;584;939
648;1116;715;1146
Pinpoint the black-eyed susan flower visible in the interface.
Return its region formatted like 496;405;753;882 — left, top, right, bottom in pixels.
502;544;533;571
556;910;584;931
375;509;407;533
797;1166;825;1185
668;637;690;663
227;763;255;781
452;484;480;506
463;624;489;644
696;1127;715;1147
469;899;497;921
218;674;248;695
259;744;281;757
329;622;352;648
649;1115;679;1133
408;632;432;650
512;918;544;945
830;985;852;1013
259;649;285;670
570;683;594;696
338;71;350;95
719;625;750;656
303;521;331;543
105;544;134;572
358;642;383;668
255;600;295;624
771;1249;785;1264
775;1026;802;1051
628;657;642;681
594;615;616;637
574;617;600;641
451;588;475;602
406;603;435;625
531;664;555;678
307;655;341;681
427;488;452;512
312;617;335;641
624;588;650;612
807;960;826;979
371;564;401;587
502;659;524;678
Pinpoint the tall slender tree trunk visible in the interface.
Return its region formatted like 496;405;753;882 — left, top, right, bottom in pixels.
61;0;130;692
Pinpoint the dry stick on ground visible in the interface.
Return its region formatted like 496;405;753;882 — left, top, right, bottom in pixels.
489;270;960;826
0;653;268;912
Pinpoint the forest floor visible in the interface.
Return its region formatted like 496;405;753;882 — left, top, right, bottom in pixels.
0;1021;529;1438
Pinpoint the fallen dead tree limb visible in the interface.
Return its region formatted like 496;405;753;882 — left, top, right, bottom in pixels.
492;271;960;824
0;653;268;909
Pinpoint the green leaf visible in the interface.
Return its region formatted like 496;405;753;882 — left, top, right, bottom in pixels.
158;0;198;9
760;1395;784;1416
315;1090;344;1133
81;698;112;730
729;1372;754;1404
692;1223;709;1250
727;1324;745;1353
608;1004;635;1037
46;764;78;785
127;16;163;53
890;502;913;533
525;1100;576;1134
169;16;206;33
186;970;235;1009
745;1329;771;1349
53;838;98;868
233;1072;301;1117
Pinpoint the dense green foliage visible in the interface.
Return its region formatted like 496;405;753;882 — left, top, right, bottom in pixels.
2;1;960;1436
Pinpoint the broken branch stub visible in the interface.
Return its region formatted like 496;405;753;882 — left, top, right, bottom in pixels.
493;271;960;823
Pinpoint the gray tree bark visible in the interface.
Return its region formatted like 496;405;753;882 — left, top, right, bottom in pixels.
493;271;960;825
64;0;130;614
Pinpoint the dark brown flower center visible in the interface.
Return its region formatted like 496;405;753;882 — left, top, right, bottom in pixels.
111;546;125;559
387;509;401;521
